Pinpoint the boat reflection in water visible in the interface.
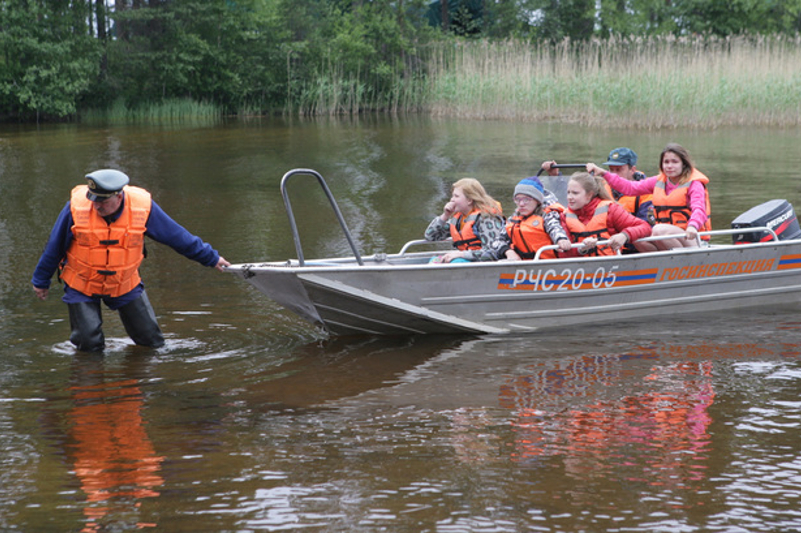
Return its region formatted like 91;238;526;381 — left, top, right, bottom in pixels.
326;326;801;484
498;339;799;491
504;357;713;486
65;356;164;532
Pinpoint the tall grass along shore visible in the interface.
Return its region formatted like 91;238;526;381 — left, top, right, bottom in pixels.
282;34;801;128
81;98;223;126
424;34;801;129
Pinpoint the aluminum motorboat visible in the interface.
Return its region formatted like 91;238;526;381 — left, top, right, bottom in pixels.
226;169;801;336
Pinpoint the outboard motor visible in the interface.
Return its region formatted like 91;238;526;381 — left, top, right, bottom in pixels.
731;199;801;244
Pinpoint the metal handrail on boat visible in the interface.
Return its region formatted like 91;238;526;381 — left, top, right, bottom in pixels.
532;239;623;261
636;226;779;246
398;226;780;262
700;226;778;243
533;226;780;260
398;239;454;255
280;168;363;267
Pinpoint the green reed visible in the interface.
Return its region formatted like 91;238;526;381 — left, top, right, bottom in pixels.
81;98;222;125
288;48;428;116
422;35;801;128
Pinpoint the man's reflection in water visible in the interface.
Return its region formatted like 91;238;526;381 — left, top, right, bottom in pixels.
66;354;164;532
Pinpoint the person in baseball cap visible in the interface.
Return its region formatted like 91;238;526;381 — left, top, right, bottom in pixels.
603;147;638;168
599;147;653;227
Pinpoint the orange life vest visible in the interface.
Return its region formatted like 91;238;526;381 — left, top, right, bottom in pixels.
506;213;556;260
564;200;615;257
652;170;711;235
601;180;614;199
60;185;152;297
618;194;653;218
449;209;483;250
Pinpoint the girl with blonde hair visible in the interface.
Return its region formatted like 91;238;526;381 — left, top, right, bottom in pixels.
559;172;651;257
425;178;506;263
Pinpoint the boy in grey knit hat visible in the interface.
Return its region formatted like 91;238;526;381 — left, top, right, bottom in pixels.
496;176;571;260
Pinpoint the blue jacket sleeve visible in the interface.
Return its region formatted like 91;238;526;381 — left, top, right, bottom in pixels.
144;200;221;267
31;202;73;289
635;199;654;223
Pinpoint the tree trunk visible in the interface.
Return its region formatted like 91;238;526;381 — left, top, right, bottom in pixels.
96;0;106;40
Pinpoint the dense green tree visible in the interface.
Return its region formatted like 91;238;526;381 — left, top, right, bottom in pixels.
0;0;100;120
276;0;438;111
103;0;289;111
527;0;595;41
596;0;678;36
482;0;538;39
676;0;801;35
596;0;801;37
768;0;801;33
426;0;486;36
675;0;764;36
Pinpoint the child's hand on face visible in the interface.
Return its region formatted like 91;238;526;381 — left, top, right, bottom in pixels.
442;201;456;219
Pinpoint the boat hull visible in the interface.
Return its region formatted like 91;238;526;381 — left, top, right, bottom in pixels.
228;240;801;336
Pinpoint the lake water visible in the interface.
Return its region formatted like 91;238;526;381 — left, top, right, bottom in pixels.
2;116;801;532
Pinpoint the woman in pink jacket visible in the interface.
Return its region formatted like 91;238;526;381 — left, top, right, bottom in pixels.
587;143;710;251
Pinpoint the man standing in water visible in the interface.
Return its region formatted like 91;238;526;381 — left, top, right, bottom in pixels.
32;169;230;352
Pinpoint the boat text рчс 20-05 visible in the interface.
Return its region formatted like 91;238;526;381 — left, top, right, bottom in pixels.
226;169;801;336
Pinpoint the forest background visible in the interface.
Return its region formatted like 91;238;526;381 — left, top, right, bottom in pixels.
4;0;801;128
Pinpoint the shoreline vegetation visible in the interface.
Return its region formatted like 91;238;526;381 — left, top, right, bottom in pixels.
424;35;801;129
82;35;801;130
